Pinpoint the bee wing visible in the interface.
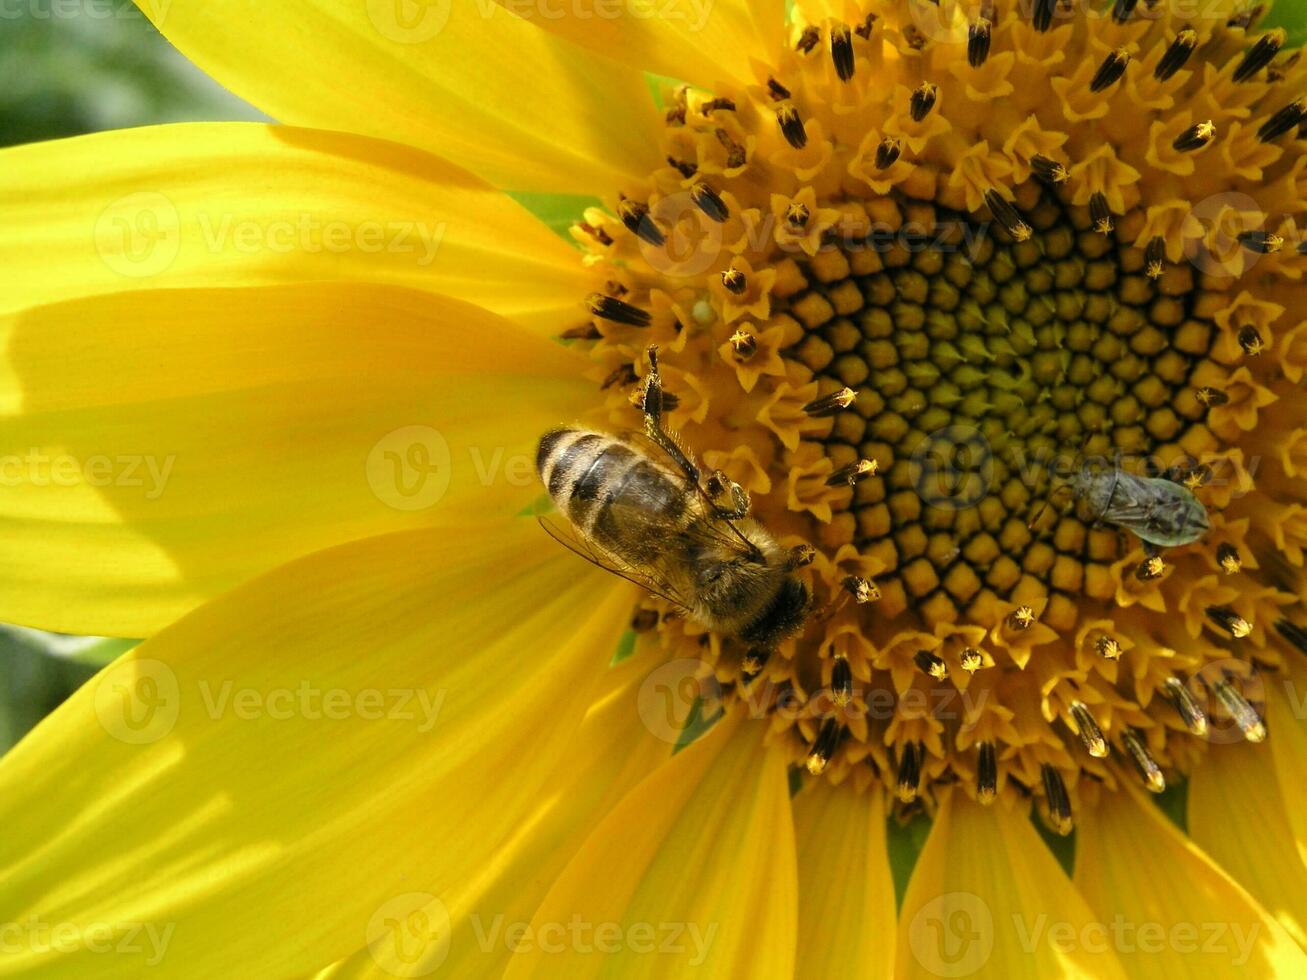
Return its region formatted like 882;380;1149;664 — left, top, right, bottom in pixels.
623;430;765;561
536;517;694;613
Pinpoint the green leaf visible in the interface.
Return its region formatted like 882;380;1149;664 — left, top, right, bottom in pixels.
507;192;601;241
1265;0;1307;48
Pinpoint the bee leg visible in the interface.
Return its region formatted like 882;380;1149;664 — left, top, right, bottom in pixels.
706;469;751;519
641;345;701;484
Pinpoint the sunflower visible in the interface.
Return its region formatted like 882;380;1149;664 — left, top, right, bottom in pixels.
3;0;1307;975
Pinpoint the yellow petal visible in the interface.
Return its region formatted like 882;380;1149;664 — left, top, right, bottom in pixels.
494;0;785;90
135;1;661;193
501;714;797;979
1075;784;1307;977
793;782;896;980
897;792;1126;979
0;518;630;978
1189;743;1307;948
1267;665;1307;871
0;282;590;636
319;645;676;978
0;123;588;334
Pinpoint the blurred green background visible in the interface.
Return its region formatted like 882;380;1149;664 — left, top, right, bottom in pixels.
0;3;263;754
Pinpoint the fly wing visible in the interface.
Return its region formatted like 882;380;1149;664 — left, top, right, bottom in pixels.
537;516;694;613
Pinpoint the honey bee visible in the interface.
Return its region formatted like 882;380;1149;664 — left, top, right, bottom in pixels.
536;346;813;657
1033;455;1210;549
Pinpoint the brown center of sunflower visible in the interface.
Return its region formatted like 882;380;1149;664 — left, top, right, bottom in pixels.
561;3;1307;834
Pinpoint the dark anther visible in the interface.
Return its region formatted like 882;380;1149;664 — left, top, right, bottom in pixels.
910;82;938;122
805;718;841;775
1173;120;1216;152
776;102;807;149
700;97;736;113
826;459;878;487
1040;763;1073;835
767;77;791;100
1090;49;1130;93
666;156;697;179
831;24;855;80
1145;236;1165;279
1121;728;1166;792
1155;29;1198;80
855;12;876;40
600;363;637;390
1032;0;1056;32
1112;0;1138;23
576;221;613;247
1275;619;1307;653
913;648;948;680
1258;99;1306;142
1238;230;1283;254
896;741;923;802
831;658;854;707
559;323;601;341
1090;192;1114;234
984;189;1032;241
1031;154;1069;184
1196;385;1229;407
1206;605;1252;638
721;268;747;294
796;25;820;54
631;608;659;633
1163;677;1208;735
617;199;665;247
1228;3;1265;29
1238;325;1266;356
968;18;992;68
1233;30;1285;83
803;387;857;416
977;742;998;804
690;182;729;222
875;137;902;170
587;293;652;328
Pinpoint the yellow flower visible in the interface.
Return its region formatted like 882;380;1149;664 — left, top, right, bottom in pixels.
1;0;1307;976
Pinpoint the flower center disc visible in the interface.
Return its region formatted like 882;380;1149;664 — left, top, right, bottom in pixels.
565;3;1307;832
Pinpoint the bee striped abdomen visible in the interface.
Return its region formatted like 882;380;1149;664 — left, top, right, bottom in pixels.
537;429;684;544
